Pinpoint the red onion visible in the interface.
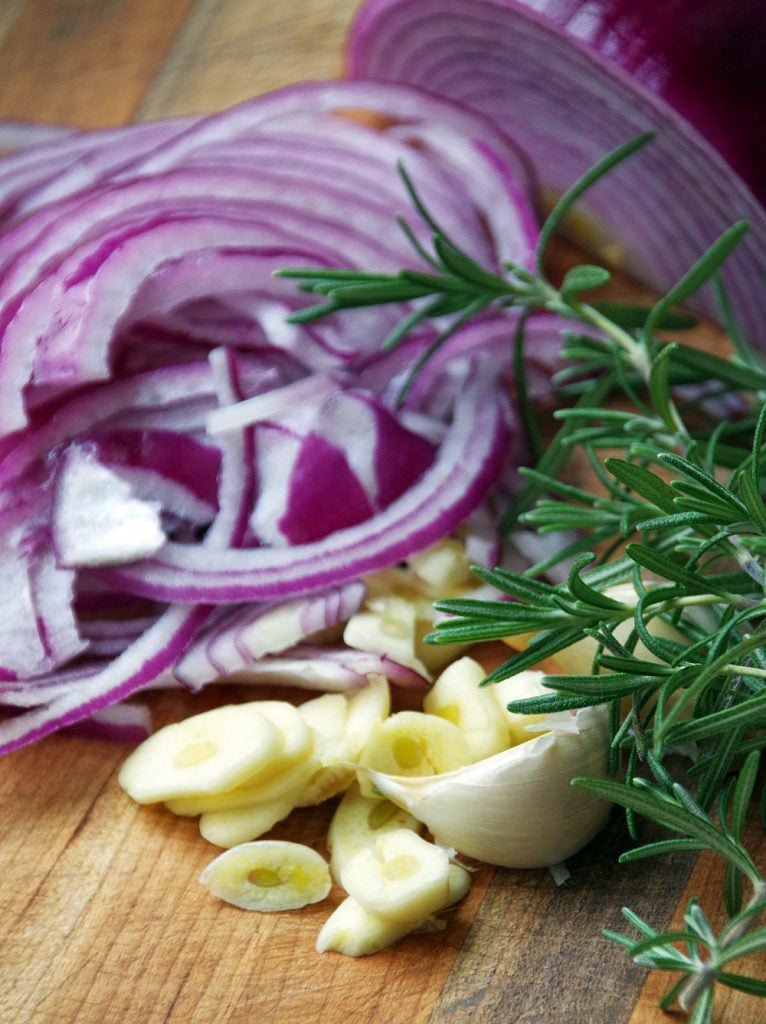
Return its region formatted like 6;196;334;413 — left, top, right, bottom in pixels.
347;0;766;345
520;1;766;204
0;81;537;752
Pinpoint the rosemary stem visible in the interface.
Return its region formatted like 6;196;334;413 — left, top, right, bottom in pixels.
723;664;766;680
678;880;766;1013
574;299;651;378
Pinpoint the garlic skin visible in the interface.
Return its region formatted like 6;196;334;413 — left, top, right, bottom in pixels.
359;704;610;869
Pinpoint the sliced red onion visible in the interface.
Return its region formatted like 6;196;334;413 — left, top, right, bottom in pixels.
0;80;543;751
0;122;75;152
85;429;220;526
97;364;511;602
52;445;167;568
0;344;258;751
0;498;85;679
0;119;194;224
174;582;366;689
206;373;340;436
348;0;766;345
80;616;160;657
209;646;428;691
246;387;437;547
0;81;537;437
0;605;210;755
0;361;217;501
60;702;153;744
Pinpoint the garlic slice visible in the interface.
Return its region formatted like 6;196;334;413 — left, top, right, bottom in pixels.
118;703;282;804
201;840;331;911
199;791;300;848
344;596;431;678
297;674;391;805
423;656;509;760
316;862;471;957
339;828;451;923
357;710;473;797
327;782;421;882
359;705;611;869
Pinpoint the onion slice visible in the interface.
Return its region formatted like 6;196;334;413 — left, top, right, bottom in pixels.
97;363;512;603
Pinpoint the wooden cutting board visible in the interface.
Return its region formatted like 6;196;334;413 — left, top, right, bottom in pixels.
0;3;764;1022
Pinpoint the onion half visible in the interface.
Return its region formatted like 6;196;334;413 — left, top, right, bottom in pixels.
347;0;766;344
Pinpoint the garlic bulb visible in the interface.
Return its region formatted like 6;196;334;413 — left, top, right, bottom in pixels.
359;704;610;869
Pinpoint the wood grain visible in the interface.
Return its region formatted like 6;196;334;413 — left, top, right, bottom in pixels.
0;3;763;1023
136;0;359;120
0;689;492;1024
0;0;194;128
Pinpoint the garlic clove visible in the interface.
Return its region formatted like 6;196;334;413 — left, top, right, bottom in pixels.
488;670;554;746
360;705;611;869
201;840;331;911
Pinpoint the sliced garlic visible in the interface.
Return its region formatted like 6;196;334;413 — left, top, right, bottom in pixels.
199;791;300;848
316;895;415;957
318;859;472;956
360;705;611;869
200;840;331;911
297;674;391;805
408;538;473;592
297;693;348;742
357;710;473;798
164;700;316;815
165;751;318;816
327;782;422;883
343;596;430;679
118;703;282;804
339;828;451;923
423;656;509;760
359;540;479;675
343;674;391;747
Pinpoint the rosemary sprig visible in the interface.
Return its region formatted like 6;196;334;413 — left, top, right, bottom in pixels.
278;137;766;1019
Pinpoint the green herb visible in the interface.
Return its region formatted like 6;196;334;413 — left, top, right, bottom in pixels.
278;138;766;1021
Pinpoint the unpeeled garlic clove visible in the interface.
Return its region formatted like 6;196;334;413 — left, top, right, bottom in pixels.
359;705;611;869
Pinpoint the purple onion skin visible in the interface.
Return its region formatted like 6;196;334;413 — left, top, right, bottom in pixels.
538;0;766;203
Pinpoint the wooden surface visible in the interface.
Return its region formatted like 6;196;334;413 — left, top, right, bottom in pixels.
0;3;764;1023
